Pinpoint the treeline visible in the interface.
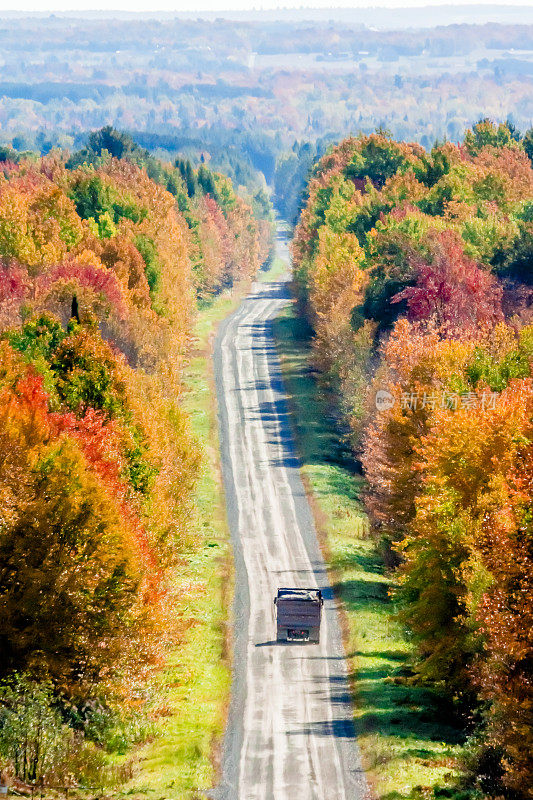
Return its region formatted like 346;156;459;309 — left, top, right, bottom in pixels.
293;120;533;798
253;21;533;58
274;139;329;225
0;16;530;63
0;128;271;787
131;129;275;199
2;18;533;178
4;70;533;170
7;128;277;219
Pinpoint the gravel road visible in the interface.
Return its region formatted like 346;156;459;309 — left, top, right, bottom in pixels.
212;230;369;800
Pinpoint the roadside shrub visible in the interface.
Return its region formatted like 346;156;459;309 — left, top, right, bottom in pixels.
0;675;134;789
0;675;73;785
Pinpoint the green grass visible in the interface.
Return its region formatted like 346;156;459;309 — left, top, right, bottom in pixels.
257;255;288;283
272;303;466;800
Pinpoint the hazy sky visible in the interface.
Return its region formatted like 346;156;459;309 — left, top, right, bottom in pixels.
0;0;530;12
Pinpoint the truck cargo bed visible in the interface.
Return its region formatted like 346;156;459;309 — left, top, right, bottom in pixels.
274;587;323;643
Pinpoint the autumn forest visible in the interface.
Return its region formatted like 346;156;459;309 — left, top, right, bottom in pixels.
0;126;271;790
0;6;532;800
293;121;533;798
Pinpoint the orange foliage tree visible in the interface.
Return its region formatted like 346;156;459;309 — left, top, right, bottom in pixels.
0;142;266;705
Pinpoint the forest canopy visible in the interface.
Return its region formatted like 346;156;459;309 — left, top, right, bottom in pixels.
292;120;533;798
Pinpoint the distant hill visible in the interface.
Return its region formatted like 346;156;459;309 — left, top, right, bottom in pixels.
2;5;533;28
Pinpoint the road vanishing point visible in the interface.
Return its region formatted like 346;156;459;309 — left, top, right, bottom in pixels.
213;228;369;800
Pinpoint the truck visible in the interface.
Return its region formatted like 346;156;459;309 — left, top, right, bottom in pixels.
274;587;323;643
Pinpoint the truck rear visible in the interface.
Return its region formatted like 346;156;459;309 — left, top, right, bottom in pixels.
274;587;323;643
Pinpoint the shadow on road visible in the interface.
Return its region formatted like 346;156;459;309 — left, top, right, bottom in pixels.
286;718;356;739
254;639;322;647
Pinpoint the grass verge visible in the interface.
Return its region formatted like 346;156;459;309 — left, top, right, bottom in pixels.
272;300;466;800
123;284;251;800
257;255;287;283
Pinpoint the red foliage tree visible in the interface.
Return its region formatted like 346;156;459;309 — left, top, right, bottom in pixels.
0;261;31;328
391;230;503;333
39;259;128;319
50;408;158;574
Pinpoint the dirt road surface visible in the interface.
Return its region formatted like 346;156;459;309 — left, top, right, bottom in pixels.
213;229;369;800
